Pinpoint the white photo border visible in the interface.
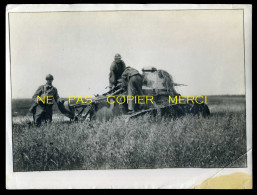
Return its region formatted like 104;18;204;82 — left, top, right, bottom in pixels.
6;4;252;189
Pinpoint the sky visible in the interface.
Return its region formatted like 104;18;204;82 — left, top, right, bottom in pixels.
9;10;245;98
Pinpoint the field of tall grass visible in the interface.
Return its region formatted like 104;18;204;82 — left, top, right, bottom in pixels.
11;95;247;171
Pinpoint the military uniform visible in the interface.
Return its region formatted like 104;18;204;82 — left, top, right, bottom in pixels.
30;84;60;126
109;60;126;88
119;66;144;112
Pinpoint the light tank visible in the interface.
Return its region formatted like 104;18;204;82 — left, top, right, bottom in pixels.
58;66;210;121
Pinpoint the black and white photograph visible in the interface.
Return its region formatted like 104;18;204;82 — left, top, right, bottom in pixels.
6;4;252;189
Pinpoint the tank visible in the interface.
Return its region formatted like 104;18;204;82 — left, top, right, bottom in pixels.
58;66;210;121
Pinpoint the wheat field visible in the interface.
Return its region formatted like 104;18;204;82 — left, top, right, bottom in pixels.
11;95;247;171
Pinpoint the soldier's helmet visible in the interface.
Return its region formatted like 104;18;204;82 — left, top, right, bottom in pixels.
46;74;54;80
114;53;121;59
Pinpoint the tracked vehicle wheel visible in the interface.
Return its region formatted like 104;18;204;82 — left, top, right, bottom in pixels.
190;103;210;117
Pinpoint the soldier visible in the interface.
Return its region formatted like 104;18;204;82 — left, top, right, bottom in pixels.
118;66;144;114
29;74;64;126
109;53;126;90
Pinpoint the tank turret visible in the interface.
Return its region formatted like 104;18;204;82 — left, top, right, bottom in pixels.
142;66;180;96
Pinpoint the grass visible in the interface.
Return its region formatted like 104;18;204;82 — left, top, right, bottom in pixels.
11;95;247;171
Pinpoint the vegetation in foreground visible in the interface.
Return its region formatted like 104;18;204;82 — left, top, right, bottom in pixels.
12;104;246;171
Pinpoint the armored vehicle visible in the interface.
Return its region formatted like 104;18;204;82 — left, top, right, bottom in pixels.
58;66;210;121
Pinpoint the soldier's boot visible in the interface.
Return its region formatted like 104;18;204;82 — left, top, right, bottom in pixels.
35;117;42;127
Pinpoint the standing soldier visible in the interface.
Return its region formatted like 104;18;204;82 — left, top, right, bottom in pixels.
118;66;144;114
29;74;64;126
109;53;126;90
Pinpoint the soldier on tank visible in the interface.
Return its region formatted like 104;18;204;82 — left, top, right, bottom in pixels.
118;66;144;114
29;74;64;126
109;53;126;90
